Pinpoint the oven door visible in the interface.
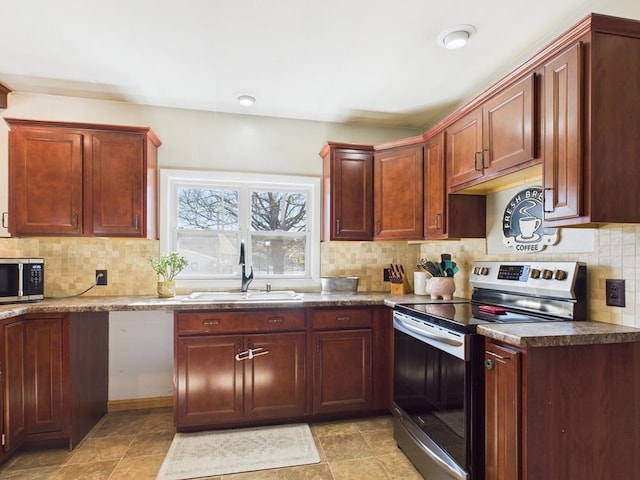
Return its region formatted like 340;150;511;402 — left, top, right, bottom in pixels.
393;311;483;480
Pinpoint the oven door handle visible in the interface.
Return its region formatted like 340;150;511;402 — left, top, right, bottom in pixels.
394;317;463;347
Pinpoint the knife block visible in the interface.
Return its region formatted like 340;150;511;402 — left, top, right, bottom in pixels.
390;280;408;295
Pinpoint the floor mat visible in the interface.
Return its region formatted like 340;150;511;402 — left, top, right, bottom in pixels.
156;423;320;480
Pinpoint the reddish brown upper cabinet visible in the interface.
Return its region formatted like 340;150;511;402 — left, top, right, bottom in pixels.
5;118;160;238
423;132;486;239
446;74;536;192
320;142;374;241
542;15;640;226
373;138;424;240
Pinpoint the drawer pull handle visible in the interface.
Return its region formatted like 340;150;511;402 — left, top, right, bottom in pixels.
486;350;506;360
267;317;284;323
235;347;269;361
336;316;351;321
202;319;220;325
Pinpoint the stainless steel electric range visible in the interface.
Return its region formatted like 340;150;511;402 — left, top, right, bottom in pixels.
392;261;587;480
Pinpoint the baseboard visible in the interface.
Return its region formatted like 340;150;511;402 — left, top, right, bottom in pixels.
108;395;173;412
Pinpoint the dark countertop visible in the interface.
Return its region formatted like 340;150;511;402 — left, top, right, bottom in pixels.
477;321;640;348
2;293;640;347
0;292;397;320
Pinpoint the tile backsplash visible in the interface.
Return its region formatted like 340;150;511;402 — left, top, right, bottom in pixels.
1;223;637;328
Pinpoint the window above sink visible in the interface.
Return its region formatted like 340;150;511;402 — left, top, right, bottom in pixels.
160;169;321;291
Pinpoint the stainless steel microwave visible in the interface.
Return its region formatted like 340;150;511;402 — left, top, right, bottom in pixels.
0;258;44;303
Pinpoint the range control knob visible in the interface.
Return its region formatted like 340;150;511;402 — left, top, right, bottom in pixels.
480;267;489;276
554;269;568;281
530;268;541;279
542;269;553;280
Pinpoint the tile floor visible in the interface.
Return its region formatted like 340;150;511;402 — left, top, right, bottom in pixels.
0;408;423;479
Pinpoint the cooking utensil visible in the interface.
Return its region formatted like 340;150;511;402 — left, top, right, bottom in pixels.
420;259;442;277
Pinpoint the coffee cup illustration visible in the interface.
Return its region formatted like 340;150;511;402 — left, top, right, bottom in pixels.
519;216;541;239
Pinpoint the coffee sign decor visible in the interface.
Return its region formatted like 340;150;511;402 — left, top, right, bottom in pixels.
502;187;558;252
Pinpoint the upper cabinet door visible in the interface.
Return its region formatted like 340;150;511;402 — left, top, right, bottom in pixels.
9;128;84;236
445;108;483;189
423;133;446;238
91;132;145;237
373;142;424;240
543;42;583;222
321;144;374;241
483;73;535;173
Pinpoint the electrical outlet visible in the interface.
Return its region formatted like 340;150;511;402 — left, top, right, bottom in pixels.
96;270;108;286
605;279;625;307
383;268;391;282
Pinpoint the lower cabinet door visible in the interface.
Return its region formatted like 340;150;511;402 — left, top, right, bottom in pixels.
175;335;244;428
244;332;306;419
485;340;521;480
312;329;372;414
3;321;28;453
24;317;64;435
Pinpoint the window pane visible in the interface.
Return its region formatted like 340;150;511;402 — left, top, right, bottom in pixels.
177;232;239;275
178;187;239;230
250;191;307;232
251;235;306;276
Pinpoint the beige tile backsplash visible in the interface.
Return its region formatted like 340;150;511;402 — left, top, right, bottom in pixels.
0;223;637;328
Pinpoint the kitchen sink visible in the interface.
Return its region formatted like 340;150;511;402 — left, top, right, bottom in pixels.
181;290;304;303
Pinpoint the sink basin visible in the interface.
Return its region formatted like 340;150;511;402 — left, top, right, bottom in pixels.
181;290;304;303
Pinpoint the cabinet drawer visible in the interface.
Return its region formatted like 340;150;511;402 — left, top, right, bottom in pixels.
312;308;372;330
176;310;306;335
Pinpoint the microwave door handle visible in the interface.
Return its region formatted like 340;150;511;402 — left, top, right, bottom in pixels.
17;263;24;297
395;317;463;347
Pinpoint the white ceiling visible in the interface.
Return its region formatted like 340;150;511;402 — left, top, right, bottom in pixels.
1;0;640;129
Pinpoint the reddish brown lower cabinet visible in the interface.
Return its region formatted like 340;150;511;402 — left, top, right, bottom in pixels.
485;337;640;480
0;313;108;465
174;306;393;430
174;310;307;431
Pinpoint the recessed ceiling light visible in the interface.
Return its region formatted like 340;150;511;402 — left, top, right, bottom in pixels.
437;25;476;50
236;94;256;107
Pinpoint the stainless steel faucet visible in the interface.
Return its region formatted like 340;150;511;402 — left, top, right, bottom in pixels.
239;240;253;292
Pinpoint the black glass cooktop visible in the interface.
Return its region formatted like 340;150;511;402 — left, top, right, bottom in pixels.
395;300;559;333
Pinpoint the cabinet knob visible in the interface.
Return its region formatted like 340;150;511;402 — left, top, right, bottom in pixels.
485;358;495;370
1;212;7;229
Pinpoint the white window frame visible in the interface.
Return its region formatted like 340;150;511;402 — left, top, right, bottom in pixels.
160;169;321;291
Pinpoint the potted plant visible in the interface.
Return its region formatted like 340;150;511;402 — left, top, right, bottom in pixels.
148;252;188;298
